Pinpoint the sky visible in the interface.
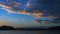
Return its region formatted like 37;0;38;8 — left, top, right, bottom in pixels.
0;0;60;28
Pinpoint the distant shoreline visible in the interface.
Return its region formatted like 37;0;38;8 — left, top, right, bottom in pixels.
0;26;60;30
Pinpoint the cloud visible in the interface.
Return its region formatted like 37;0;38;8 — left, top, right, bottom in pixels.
48;15;58;19
0;0;58;17
34;19;54;23
0;2;46;17
34;19;41;23
12;2;21;7
0;2;58;20
32;10;43;18
0;1;21;9
26;2;32;8
0;0;60;23
0;3;12;8
17;10;32;15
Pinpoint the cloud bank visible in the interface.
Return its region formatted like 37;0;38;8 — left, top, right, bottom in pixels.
0;0;60;23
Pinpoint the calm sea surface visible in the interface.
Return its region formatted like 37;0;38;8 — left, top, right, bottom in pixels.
0;30;60;34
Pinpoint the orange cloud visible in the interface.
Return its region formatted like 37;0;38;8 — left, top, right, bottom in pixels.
18;10;31;15
0;2;21;14
33;11;43;18
0;1;21;8
0;3;12;8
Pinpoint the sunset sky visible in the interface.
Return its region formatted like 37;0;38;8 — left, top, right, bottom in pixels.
0;0;60;28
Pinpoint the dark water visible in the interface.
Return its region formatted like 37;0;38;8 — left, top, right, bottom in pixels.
0;30;60;34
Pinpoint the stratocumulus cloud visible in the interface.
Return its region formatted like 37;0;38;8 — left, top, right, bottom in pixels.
0;0;60;23
0;3;57;18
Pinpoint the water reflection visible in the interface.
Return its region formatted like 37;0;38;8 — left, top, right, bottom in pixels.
0;30;60;34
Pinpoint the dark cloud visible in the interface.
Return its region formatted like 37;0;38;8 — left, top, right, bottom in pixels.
34;19;54;23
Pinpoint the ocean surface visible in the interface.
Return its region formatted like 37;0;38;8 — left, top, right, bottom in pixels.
0;30;60;34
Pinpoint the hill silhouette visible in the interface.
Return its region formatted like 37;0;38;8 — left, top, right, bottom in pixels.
0;26;60;30
0;26;16;30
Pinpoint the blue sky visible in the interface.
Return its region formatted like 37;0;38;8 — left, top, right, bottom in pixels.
0;0;60;28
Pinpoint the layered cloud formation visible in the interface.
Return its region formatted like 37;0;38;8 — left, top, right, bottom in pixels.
0;0;60;23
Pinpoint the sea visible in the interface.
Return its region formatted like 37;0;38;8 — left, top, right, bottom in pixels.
0;30;60;34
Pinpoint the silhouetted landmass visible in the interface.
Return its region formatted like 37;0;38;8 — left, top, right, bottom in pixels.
48;26;60;30
0;26;16;30
16;26;60;30
0;26;60;30
16;28;45;30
